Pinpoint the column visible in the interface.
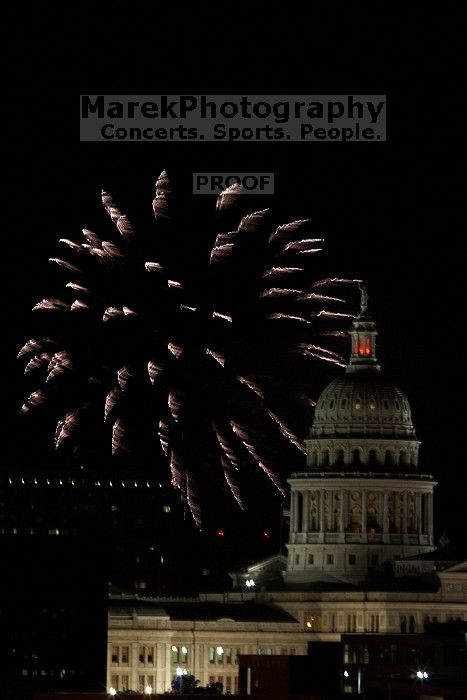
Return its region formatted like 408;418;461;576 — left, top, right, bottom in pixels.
402;491;408;537
416;493;422;536
382;491;389;542
131;643;139;691
319;490;325;533
427;493;433;541
339;490;345;532
292;490;298;533
361;491;367;534
302;490;309;533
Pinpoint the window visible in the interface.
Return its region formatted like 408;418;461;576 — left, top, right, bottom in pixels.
308;553;314;565
305;613;315;629
346;614;357;632
289;648;296;655
400;615;407;633
225;676;232;693
111;645;119;664
111;674;119;690
121;646;129;665
369;398;376;411
344;644;357;663
369;614;379;632
295;553;300;565
120;675;129;691
371;554;379;566
348;554;356;565
171;645;189;664
409;615;416;633
326;553;334;565
258;648;273;655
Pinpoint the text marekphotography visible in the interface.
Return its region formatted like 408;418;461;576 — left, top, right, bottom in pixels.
80;95;386;142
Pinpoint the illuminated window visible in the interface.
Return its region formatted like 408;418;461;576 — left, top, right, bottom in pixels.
355;399;361;410
163;505;171;513
369;398;376;411
172;645;188;664
305;613;315;629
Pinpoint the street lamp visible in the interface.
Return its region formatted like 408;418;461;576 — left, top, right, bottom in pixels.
109;688;117;697
246;578;255;588
144;684;153;695
176;667;187;694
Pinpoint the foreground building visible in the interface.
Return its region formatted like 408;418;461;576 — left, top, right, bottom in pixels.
107;289;467;695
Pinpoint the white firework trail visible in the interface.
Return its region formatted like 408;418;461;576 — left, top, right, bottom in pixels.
316;310;355;319
82;229;101;246
262;266;303;278
237;375;264;400
147;360;162;385
55;410;80;448
103;306;125;322
117;365;133;390
17;338;54;358
312;277;363;288
71;300;92;311
298;393;317;407
300;292;345;303
157;418;170;457
168;279;183;289
66;282;92;294
260;288;303;299
213;311;232;322
47;351;73;381
24;353;52;373
168;342;183;358
168;391;182;422
283;238;323;252
21;389;47;413
230;421;286;495
266;409;306;454
266;312;311;324
59;238;83;253
33;299;69;312
170;449;182;489
297;343;343;359
186;473;202;529
206;348;225;367
145;261;163;273
180;304;197;312
268;219;310;244
49;258;82;275
112;417;127;453
104;388;121;421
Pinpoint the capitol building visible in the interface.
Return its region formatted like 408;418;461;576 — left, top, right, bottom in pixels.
107;290;466;695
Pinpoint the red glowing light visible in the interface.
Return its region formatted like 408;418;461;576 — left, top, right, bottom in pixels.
217;529;225;537
263;531;270;538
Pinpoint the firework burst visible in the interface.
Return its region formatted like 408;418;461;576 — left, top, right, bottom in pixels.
18;172;360;527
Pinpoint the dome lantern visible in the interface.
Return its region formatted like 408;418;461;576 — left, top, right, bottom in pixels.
347;284;380;374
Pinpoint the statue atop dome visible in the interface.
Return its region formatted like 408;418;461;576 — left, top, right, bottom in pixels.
359;283;369;315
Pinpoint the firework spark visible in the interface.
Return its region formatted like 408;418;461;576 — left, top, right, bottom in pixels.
19;171;358;526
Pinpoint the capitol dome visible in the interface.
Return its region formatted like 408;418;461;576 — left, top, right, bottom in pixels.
305;285;420;471
311;374;416;439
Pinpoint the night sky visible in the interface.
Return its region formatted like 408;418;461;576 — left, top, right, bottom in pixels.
4;12;465;553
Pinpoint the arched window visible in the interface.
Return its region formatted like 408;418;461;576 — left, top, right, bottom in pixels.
352;449;361;466
321;450;330;467
400;450;408;466
336;449;345;466
369;449;377;466
385;450;393;466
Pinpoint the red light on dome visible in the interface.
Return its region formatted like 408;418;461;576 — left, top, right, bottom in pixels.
217;529;225;537
263;531;270;538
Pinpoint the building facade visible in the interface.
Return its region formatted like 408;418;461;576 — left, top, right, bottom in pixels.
106;289;466;695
